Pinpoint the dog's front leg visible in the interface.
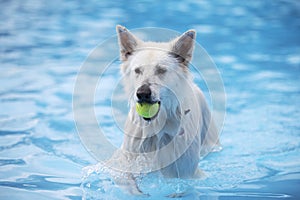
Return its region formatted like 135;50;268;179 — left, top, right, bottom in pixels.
113;172;144;195
107;147;146;196
111;133;147;195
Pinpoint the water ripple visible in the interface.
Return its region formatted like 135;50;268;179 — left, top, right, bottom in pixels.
0;174;80;191
0;159;26;166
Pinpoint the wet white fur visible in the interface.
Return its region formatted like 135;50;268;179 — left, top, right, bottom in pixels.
108;25;220;195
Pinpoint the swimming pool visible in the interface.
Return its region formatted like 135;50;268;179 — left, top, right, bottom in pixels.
0;0;299;199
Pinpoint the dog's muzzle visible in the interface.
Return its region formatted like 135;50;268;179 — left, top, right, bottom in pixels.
136;84;160;121
136;84;153;103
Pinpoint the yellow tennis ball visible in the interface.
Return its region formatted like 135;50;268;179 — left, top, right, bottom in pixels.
136;102;160;118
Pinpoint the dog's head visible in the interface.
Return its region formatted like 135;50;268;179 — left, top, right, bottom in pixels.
116;25;196;121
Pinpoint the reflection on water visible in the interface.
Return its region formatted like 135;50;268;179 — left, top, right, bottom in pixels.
0;0;299;199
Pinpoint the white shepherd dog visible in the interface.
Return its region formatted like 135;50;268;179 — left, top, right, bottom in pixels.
107;25;220;195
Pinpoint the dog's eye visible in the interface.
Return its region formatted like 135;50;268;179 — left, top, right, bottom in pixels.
134;68;142;74
155;67;167;75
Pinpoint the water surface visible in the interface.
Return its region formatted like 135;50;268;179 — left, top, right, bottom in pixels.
0;0;299;199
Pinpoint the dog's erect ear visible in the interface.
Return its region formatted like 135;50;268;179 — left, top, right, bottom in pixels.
171;30;196;66
116;25;140;61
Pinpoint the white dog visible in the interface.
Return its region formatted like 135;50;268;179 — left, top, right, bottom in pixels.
107;25;220;195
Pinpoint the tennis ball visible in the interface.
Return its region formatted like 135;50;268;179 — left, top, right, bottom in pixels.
136;102;160;118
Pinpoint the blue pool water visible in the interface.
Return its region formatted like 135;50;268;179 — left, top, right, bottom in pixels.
1;0;299;199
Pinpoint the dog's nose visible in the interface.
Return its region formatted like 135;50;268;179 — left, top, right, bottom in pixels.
136;84;152;102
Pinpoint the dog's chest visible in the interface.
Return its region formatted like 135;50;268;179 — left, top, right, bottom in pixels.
140;118;181;152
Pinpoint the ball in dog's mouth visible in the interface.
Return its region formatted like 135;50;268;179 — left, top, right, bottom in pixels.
136;101;160;121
